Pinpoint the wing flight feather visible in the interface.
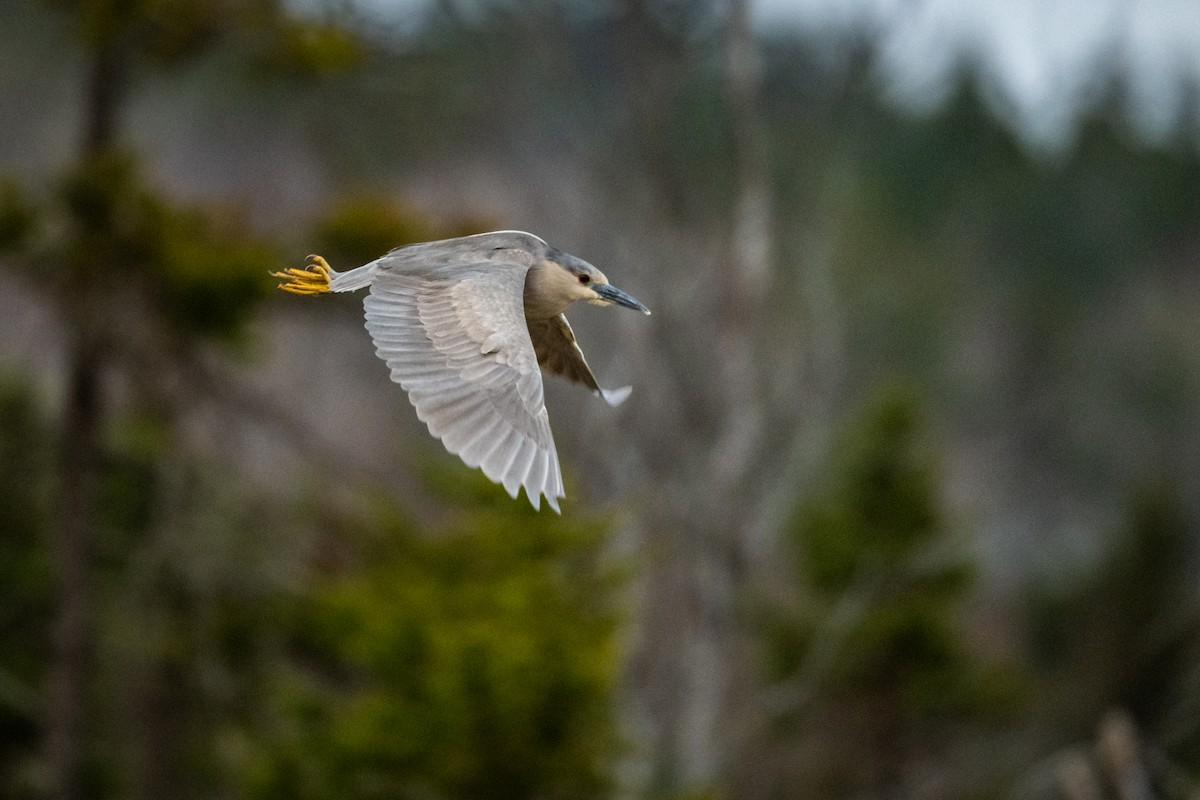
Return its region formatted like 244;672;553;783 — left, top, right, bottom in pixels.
361;260;564;512
528;315;632;407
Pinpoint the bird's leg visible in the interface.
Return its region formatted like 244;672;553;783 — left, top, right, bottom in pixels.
270;255;333;295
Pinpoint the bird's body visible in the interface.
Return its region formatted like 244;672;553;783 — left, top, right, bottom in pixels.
271;230;649;513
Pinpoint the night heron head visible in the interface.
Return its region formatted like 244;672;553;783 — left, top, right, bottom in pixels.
552;251;651;315
520;241;651;320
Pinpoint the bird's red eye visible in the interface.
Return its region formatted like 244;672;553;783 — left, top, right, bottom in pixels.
579;274;591;285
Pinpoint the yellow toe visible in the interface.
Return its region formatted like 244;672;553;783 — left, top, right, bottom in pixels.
271;255;333;295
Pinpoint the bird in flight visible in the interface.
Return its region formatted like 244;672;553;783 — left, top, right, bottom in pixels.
271;230;650;513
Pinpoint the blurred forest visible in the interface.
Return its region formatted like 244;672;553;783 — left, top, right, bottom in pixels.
1;0;1198;799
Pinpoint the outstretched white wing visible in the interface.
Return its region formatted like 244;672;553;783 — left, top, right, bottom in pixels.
361;260;564;512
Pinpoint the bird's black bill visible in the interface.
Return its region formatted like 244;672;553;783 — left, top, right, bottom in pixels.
595;283;651;315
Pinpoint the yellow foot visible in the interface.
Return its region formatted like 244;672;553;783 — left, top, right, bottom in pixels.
270;255;333;295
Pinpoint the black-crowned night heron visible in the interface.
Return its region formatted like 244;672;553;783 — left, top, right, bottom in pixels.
271;230;650;513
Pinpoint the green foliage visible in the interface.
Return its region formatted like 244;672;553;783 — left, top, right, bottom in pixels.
1027;483;1200;762
153;209;277;338
0;180;33;252
793;389;941;592
313;194;490;268
784;386;987;713
242;495;621;800
759;385;1022;796
313;195;437;267
0;377;54;798
251;17;363;80
44;0;333;68
63;406;318;800
840;78;1200;307
48;152;276;338
46;0;225;62
57;152;159;274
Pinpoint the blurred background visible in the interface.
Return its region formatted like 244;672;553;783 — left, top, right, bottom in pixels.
1;0;1198;798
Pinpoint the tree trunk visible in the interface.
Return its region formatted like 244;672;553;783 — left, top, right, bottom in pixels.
46;34;125;800
47;348;101;800
612;0;775;793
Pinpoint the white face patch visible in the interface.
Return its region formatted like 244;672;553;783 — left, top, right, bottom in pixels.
524;258;594;319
